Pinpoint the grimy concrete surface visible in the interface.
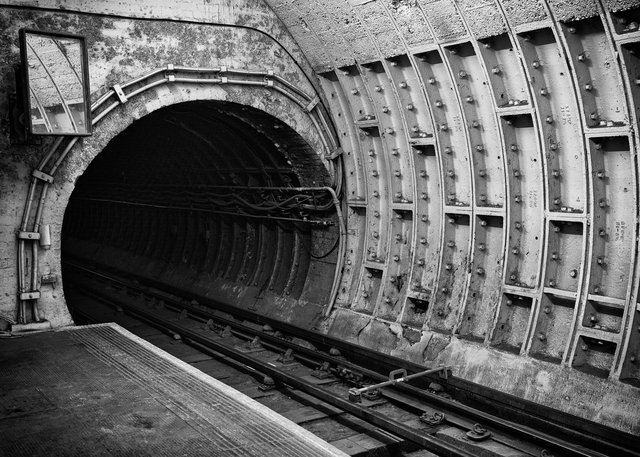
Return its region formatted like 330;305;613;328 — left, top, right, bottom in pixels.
2;0;640;436
0;323;349;456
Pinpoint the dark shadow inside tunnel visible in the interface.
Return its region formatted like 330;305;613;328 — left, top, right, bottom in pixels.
61;100;339;325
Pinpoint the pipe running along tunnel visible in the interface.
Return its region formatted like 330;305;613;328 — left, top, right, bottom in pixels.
62;100;341;326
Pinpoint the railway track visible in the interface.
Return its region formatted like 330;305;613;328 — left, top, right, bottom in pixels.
62;259;640;457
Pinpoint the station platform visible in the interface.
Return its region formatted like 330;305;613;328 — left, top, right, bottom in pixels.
0;323;348;457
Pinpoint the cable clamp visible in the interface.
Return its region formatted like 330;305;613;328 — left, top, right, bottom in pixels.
112;84;128;103
326;147;344;160
19;291;41;300
17;231;40;240
32;169;54;183
305;97;319;112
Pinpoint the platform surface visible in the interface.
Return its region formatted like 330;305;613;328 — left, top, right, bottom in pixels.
0;323;348;456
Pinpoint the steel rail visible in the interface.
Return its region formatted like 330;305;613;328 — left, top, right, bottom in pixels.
68;280;476;457
63;261;639;457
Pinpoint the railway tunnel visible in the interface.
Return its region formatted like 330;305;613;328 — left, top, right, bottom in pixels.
2;1;640;455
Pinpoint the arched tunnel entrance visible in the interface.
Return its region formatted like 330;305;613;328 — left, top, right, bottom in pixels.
61;100;340;327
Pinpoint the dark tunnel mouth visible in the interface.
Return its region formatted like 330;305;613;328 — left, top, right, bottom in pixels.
61;100;337;320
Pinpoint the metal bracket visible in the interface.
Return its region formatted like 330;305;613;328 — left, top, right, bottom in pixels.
168;75;176;83
112;84;128;104
19;291;41;300
306;97;319;113
17;231;40;240
32;170;54;183
326;147;344;160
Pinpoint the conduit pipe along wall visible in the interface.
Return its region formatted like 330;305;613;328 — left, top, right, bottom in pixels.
3;0;640;436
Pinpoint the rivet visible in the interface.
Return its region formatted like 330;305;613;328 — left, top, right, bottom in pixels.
545;115;553;124
513;169;521;178
362;291;369;298
368;149;375;156
478;243;486;251
597;257;604;265
553;225;561;233
553;197;561;205
421;215;428;222
374;85;382;92
447;240;455;248
478;169;486;177
476;267;485;275
414;279;422;288
593;285;601;294
514;195;522;203
399;81;407;88
436;309;444;316
509;272;517;281
532;60;540;69
441;286;449;294
394;211;403;219
471;120;480;128
386;127;394;134
435;100;443;107
540;87;548;96
372;231;379;239
391;148;400;156
440;124;448;131
394;191;403;200
551;252;559;260
590;112;598;120
393;254;400;262
598;228;606;237
390;276;396;283
492;66;501;75
395;233;402;241
447;170;455;177
506;298;513;307
550;142;558;151
373;211;380;218
596;170;605;179
599;199;607;208
367;272;373;278
568;26;576;34
384;296;392;303
552;169;561;178
480;219;487;227
512;247;520;255
421;192;428;200
428;77;436;85
539;333;547;342
589;314;598;323
394;170;401;177
594;142;602;150
476;144;484;152
445;263;453;271
420;237;427;244
544;306;551;314
420;170;427;178
418;258;425;266
514;221;522;230
448;193;456;202
577;52;586;62
444;146;452;154
372;170;378;177
523;34;531;42
584;82;593;91
382;106;390;113
448;217;456;224
373;190;379;198
569;269;578;278
458;70;467;78
406;103;414;110
581;344;589;351
510;144;518;152
411;125;420;133
479;194;487;202
466;95;474;103
351;88;359;95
